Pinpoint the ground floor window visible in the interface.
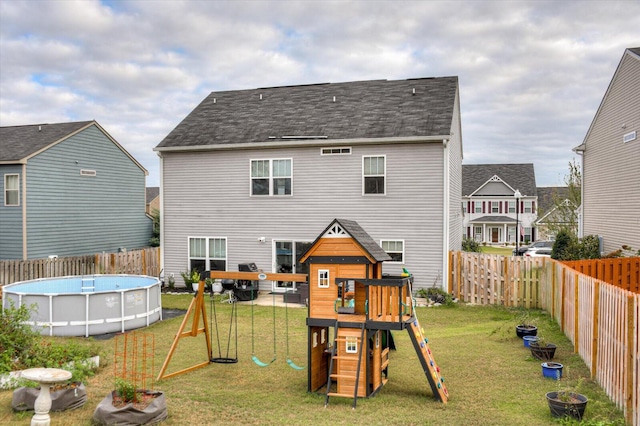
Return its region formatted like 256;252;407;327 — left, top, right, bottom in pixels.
381;240;404;263
474;226;482;241
188;237;227;273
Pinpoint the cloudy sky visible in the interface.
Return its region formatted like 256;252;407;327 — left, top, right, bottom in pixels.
1;0;638;188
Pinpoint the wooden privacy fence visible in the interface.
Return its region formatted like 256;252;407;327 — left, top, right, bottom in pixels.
563;257;640;293
449;252;547;308
0;247;161;287
450;251;639;426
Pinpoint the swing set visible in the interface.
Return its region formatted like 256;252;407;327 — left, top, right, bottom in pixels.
157;271;308;381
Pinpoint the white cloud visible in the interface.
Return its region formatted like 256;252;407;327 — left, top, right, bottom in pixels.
1;0;639;187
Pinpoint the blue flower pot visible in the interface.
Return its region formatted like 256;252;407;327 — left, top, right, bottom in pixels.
523;335;540;348
542;362;563;380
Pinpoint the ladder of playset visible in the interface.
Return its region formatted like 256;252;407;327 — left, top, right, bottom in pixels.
325;321;366;409
406;317;448;403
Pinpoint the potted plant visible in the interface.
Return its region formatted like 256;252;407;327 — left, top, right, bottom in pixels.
530;339;557;360
180;269;201;292
541;362;563;380
92;378;167;425
546;390;588;420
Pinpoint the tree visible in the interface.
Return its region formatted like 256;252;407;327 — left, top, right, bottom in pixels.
539;159;581;237
149;208;160;247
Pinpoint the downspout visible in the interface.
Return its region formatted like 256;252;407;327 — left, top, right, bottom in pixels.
157;153;165;274
441;139;450;291
22;163;27;259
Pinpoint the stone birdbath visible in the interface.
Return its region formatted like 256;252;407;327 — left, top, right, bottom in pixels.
20;368;72;426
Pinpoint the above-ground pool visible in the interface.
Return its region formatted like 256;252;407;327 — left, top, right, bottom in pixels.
2;275;162;337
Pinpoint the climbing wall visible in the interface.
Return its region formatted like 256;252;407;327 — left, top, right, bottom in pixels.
406;318;449;403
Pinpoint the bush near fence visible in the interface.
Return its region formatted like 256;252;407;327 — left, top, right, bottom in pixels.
0;247;161;288
449;251;640;426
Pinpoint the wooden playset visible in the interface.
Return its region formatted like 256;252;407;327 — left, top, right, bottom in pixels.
298;218;448;407
158;218;447;408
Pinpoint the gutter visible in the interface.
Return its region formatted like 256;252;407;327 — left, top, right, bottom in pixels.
153;135;451;153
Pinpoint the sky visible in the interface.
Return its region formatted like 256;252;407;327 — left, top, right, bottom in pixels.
1;0;639;188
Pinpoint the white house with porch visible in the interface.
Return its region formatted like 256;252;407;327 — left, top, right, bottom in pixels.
462;164;538;246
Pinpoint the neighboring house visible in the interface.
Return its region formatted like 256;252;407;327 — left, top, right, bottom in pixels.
146;187;160;215
535;186;576;241
462;164;538;245
574;47;640;254
0;121;151;260
154;77;463;291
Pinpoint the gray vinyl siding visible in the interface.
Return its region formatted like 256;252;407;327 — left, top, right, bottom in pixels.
448;87;463;256
582;52;640;253
0;165;24;259
24;125;151;259
161;141;446;290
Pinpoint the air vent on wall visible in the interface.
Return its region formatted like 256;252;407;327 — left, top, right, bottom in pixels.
80;169;97;177
623;131;636;143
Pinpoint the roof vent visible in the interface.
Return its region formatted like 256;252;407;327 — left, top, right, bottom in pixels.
332;96;336;102
38;125;42;131
412;88;416;95
260;93;263;100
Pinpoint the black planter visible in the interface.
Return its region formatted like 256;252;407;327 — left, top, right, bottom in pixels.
530;343;557;360
515;324;537;338
546;391;588;420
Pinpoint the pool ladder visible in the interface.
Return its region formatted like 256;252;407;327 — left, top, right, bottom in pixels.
81;277;95;292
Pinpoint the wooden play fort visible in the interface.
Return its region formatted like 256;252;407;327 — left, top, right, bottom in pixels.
298;218;448;407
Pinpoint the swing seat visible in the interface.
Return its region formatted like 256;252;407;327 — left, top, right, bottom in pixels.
252;355;275;367
286;358;305;370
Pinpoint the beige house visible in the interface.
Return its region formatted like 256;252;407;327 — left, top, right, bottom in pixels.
574;47;640;254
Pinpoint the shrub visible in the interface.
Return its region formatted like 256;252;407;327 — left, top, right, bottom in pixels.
552;230;579;260
461;237;482;253
0;301;100;383
580;235;601;259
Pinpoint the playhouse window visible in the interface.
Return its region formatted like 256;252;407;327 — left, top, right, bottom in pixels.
313;332;318;348
381;240;404;263
321;329;326;344
318;270;329;288
363;155;385;195
250;158;292;196
188;237;227;272
346;337;358;353
4;174;19;206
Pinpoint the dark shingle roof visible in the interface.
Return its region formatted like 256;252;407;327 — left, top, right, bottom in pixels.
155;77;458;149
462;164;537;197
146;187;160;203
0;121;93;162
300;218;391;263
536;186;569;213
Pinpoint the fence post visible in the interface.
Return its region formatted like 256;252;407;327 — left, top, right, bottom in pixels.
626;294;635;425
591;281;600;378
574;272;579;354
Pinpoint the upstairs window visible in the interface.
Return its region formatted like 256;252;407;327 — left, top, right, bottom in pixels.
508;201;516;213
321;147;351;155
381;240;404;263
251;159;292;196
346;336;358;353
524;201;532;213
491;201;499;213
4;174;19;206
474;202;482;213
363;155;385;195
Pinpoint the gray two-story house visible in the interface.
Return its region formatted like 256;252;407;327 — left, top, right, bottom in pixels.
574;47;640;254
154;77;463;292
0;121;151;260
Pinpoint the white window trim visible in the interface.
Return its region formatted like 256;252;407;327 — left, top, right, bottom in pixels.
321;147;351;155
524;200;533;213
381;239;404;264
362;155;386;196
318;269;330;288
346;336;358;353
4;174;19;206
508;200;516;214
491;201;499;213
187;236;228;271
250;158;293;196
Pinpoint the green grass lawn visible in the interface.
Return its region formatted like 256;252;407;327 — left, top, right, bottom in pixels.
481;245;515;256
0;295;625;425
